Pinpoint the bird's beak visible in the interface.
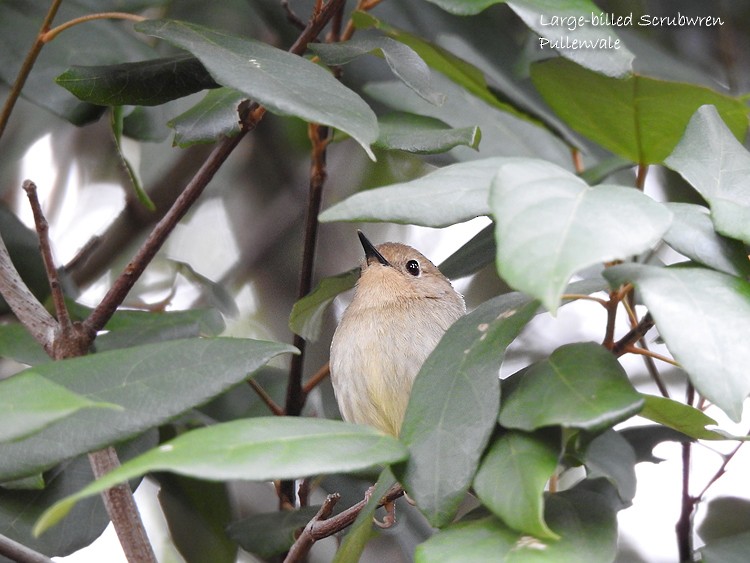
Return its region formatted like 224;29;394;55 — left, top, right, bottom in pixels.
358;230;390;267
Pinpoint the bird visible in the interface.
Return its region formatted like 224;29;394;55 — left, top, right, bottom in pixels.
329;231;466;437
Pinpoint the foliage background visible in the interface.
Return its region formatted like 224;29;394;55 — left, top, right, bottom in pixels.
0;0;749;562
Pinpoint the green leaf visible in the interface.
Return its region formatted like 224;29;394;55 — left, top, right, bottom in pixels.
168;87;244;147
490;158;672;313
639;394;730;441
228;506;321;559
56;54;218;106
0;337;296;481
619;425;692;464
422;0;634;77
665;104;750;245
320;157;505;227
310;37;444;106
333;468;397;563
0;373;120;442
111;106;155;211
499;342;644;432
583;430;636;504
35;417;407;535
0;324;50;365
374;113;480;154
700;530;750;563
531;59;748;164
397;295;539;527
663;203;750;278
289;268;358;341
136;19;378;159
605;264;750;422
474;430;561;539
416;486;617;561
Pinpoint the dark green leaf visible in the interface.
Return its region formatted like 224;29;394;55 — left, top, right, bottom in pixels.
665;104;750;245
490;158;672;313
0;431;157;559
0;324;49;366
228;506;321;559
0;337;296;480
136;19;378;159
474;430;561;539
414;515;518;561
168;87;244;147
289;268;358;341
438;223;495;280
619;425;692;464
157;474;236;563
310;37;444;105
531;59;748;164
111;106;155;211
663;203;750;278
56;54;218;106
584;430;636;504
499;342;644;432
398;295;539;527
374;113;480;154
36;417;408;534
320;157;504;227
605;264;750;422
0;372;119;442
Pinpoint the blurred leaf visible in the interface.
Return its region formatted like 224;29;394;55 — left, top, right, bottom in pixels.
111;106;155;211
605;264;750;422
136;19;378;159
665;104;750;245
619;425;692;464
639;394;730;441
56;54;218;106
173;260;239;318
663;203;750;278
438;223;495;280
583;430;636;504
0;337;296;481
0;2;154;124
310;36;444;105
157;474;236;563
698;497;750;544
320;157;504;227
35;417;408;534
333;468;396;563
415;486;617;561
289;268;358;341
228;506;321;559
423;0;634;77
531;59;747;164
700;530;750;563
473;429;561;539
0;372;120;442
490;158;672;313
0;430;157;559
499;342;644;432
0;324;49;366
398;295;539;527
168;87;244;147
374;112;480;154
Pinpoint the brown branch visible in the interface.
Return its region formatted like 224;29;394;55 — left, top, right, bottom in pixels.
0;533;53;563
612;313;654;357
302;362;330;396
40;12;145;43
0;0;63;141
676;384;696;561
248;378;285;416
635;163;649;191
89;447;157;563
281;0;307;30
285;485;405;563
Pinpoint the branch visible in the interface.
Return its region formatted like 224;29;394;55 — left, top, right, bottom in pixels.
40;12;145;43
612;313;654;357
285;484;405;563
0;533;53;563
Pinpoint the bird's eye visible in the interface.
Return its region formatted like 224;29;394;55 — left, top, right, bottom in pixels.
406;260;420;276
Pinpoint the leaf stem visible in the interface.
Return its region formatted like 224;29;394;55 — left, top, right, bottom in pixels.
0;533;53;563
247;378;285;416
40;12;146;43
0;0;63;141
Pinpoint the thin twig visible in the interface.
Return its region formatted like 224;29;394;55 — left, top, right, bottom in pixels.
0;533;53;563
0;0;63;140
560;293;608;307
601;292;620;350
612;313;654;357
635;163;649;191
248;378;285;415
302;362;330;396
285;485;405;563
571;148;584;174
22;180;71;331
623;345;679;367
281;0;307;30
41;12;146;43
676;384;696;561
694;440;746;501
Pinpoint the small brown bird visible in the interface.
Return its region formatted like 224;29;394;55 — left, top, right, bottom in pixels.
329;231;466;436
